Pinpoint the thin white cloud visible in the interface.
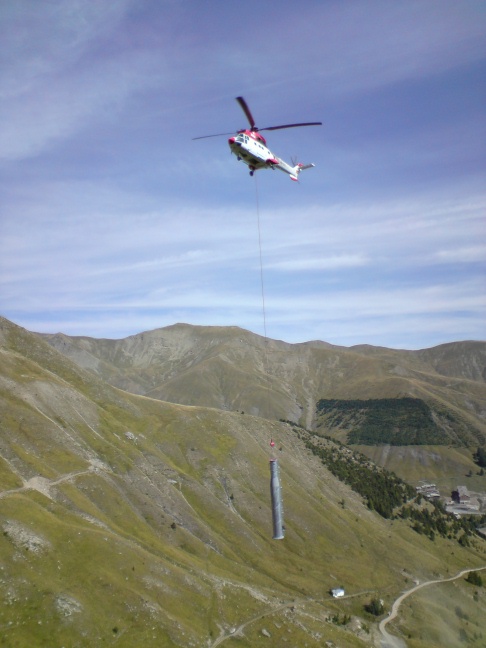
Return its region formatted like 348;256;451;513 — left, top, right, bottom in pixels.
199;1;486;102
432;246;486;265
2;0;485;161
1;1;484;349
1;1;131;98
316;1;486;96
0;49;167;160
266;254;369;272
9;274;484;349
0;0;177;160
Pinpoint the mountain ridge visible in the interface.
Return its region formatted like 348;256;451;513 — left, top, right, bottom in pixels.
38;322;486;447
1;315;486;646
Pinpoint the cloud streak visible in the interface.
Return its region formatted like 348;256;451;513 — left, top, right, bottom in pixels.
0;0;484;348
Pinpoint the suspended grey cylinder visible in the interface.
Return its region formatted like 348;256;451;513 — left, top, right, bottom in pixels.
269;459;284;540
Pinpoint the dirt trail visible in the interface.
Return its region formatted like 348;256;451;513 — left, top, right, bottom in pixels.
209;561;486;648
378;565;486;648
210;600;297;647
2;459;484;648
0;459;107;500
209;586;375;647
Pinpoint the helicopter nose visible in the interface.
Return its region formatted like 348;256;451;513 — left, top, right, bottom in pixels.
228;137;236;145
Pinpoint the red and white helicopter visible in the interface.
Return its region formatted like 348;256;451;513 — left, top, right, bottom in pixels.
193;97;322;181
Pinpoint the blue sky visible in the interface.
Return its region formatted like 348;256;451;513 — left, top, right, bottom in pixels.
1;0;485;349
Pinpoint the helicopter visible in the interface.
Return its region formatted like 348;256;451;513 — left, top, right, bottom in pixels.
193;97;322;181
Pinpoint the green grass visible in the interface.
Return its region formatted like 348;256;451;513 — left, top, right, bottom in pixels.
352;444;486;493
0;456;23;490
393;575;486;647
2;406;485;647
1;319;486;647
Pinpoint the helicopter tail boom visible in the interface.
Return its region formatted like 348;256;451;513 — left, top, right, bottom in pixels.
291;162;315;181
275;159;315;181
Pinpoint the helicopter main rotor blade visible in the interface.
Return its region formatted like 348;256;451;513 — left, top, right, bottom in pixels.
260;122;322;131
236;96;256;130
192;131;235;140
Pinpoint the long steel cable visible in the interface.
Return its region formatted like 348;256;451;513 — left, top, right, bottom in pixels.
254;175;272;438
254;174;268;344
255;176;283;537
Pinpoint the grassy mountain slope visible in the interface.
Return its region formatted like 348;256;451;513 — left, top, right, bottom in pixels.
2;316;485;647
40;324;486;447
353;444;485;495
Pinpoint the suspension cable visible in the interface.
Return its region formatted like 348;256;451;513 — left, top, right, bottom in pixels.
254;174;268;343
255;176;284;464
255;177;283;535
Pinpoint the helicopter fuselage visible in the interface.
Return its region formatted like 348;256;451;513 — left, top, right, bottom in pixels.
193;96;320;181
228;129;307;181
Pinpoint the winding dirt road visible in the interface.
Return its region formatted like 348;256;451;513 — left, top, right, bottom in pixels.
378;565;486;648
3;463;484;648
